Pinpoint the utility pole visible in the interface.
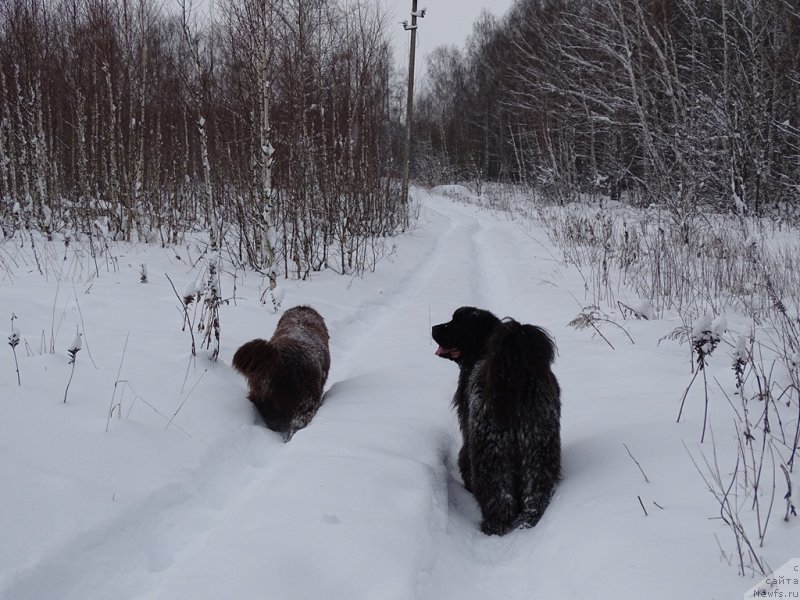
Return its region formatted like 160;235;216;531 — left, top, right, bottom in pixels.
401;1;425;205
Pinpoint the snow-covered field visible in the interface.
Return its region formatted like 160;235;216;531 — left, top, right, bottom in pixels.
1;189;795;599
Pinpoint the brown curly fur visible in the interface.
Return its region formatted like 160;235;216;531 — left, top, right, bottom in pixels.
232;305;330;439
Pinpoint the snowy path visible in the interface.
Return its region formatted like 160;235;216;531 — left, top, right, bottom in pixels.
0;191;768;599
138;202;487;600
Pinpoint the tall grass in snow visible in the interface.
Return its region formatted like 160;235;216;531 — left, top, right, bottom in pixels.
534;204;800;322
531;199;799;576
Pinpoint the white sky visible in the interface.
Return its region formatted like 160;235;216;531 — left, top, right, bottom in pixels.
190;0;514;84
379;0;516;83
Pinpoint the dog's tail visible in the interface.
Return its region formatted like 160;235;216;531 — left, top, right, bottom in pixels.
232;339;280;377
483;319;556;426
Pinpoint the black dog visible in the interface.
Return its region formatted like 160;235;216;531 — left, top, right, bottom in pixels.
232;305;330;439
432;306;561;535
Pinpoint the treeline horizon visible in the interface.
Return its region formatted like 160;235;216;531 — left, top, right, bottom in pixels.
4;0;799;272
414;0;800;215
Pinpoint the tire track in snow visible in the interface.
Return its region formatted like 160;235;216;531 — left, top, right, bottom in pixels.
142;201;490;600
475;218;541;318
428;196;560;320
324;206;467;384
421;199;489;311
410;197;501;598
0;426;283;600
426;199;525;317
415;198;557;600
0;200;483;600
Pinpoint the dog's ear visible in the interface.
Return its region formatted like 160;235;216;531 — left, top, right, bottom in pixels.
463;309;501;356
520;324;557;366
232;339;276;376
483;321;556;426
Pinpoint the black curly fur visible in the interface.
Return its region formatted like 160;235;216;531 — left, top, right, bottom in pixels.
432;306;561;535
232;305;330;439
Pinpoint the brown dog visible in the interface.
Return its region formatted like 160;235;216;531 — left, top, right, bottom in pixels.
232;305;330;439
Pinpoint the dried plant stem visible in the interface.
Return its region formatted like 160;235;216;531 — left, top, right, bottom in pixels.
676;346;712;443
790;388;800;473
63;359;77;404
757;445;778;547
200;259;222;361
166;273;197;356
106;332;130;431
50;281;60;354
11;346;20;385
9;313;21;386
700;365;710;444
685;442;767;577
63;334;82;404
677;367;701;424
167;368;207;430
623;443;650;483
780;464;796;521
72;289;97;369
637;496;648;517
567;301;634;350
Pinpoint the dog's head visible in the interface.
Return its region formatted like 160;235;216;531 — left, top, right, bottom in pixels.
432;306;501;364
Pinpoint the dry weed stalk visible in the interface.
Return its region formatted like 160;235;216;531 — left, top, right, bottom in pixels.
568;304;634;350
63;331;82;404
8;313;20;385
676;314;725;443
198;257;225;361
166;273;199;357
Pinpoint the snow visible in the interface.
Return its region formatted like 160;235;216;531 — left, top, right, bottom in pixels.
690;314;728;357
692;313;714;341
429;184;474;200
68;332;83;354
733;334;749;365
183;278;202;302
633;300;655;320
1;189;796;599
711;315;727;339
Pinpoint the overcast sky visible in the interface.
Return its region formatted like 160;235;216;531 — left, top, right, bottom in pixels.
380;0;516;83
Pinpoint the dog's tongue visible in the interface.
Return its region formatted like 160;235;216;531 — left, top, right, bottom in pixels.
435;346;460;359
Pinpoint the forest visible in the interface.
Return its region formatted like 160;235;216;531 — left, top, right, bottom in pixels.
2;0;800;268
0;0;404;277
416;0;800;217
